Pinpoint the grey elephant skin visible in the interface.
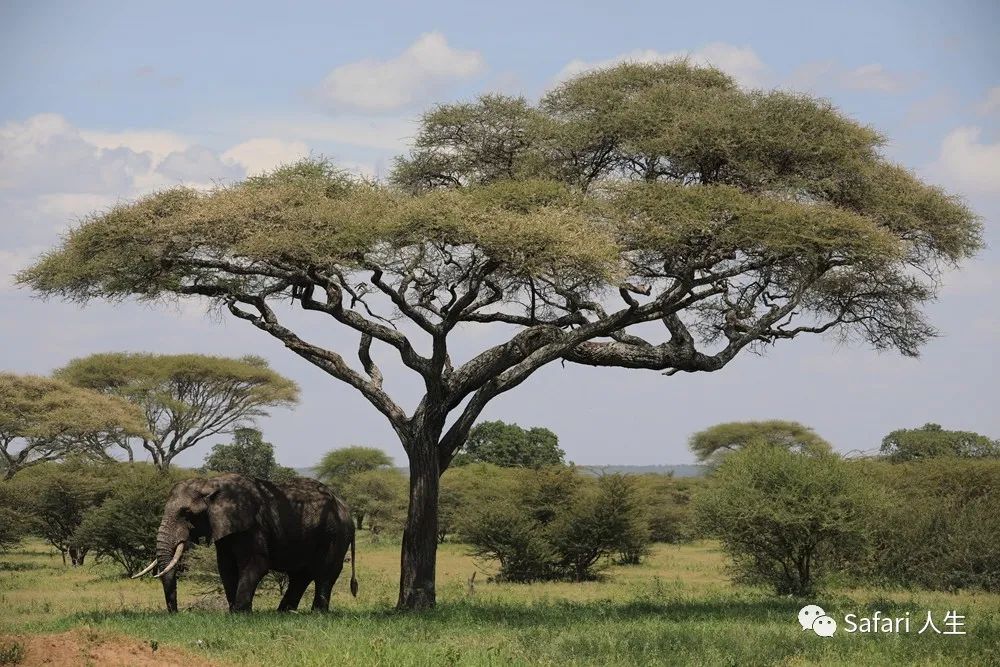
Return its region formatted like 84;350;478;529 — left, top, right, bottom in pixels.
137;473;358;613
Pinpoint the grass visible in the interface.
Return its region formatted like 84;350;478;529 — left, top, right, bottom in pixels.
1;537;997;666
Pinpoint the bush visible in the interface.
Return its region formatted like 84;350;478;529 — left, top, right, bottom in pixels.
854;458;1000;591
0;484;34;554
550;475;650;574
11;460;112;565
203;427;297;482
633;474;700;544
694;444;876;596
341;468;407;540
74;464;191;575
458;467;650;581
439;464;522;543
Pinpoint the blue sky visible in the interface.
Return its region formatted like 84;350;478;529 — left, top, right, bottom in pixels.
1;0;998;468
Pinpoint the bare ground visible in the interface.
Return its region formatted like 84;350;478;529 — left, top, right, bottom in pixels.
1;630;221;666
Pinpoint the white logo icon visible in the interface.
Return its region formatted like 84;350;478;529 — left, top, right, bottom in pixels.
799;604;837;636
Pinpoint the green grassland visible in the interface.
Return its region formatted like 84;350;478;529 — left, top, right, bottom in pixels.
1;537;997;666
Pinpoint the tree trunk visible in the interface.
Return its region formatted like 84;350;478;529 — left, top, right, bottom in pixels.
396;437;440;610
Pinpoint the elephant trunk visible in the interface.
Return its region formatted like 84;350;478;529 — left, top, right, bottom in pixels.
156;515;187;613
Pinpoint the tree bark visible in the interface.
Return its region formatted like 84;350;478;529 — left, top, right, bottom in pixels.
396;435;440;610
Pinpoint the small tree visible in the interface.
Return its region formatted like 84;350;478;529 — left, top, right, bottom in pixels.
316;446;394;489
74;464;190;575
453;420;565;468
13;461;112;565
460;468;648;581
54;353;298;470
203;427;296;482
694;444;874;596
341;468;408;539
689;420;831;465
0;484;34;553
880;423;999;462
316;446;394;528
550;474;650;575
0;373;147;479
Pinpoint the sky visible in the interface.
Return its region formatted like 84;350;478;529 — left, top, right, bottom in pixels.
1;0;998;469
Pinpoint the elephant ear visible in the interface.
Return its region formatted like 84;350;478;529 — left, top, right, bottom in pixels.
206;476;259;542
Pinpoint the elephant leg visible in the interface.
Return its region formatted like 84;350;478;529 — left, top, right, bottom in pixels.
278;571;312;612
311;575;336;612
231;556;268;613
312;548;347;612
216;547;238;608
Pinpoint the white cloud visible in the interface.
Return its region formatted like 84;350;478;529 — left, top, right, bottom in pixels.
928;126;1000;193
79;129;191;163
314;32;485;112
36;193;119;219
156;145;244;185
237;114;417;153
555;42;769;89
975;86;1000;115
790;61;908;94
0;115;152;194
838;63;907;93
222;138;310;175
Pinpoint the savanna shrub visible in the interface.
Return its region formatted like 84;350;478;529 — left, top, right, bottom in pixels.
458;467;650;581
0;484;34;554
694;444;876;596
11;460;113;565
340;468;408;540
74;464;192;575
854;458;1000;591
633;474;701;544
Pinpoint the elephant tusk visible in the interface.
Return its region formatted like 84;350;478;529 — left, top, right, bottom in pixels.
154;542;186;578
131;559;158;579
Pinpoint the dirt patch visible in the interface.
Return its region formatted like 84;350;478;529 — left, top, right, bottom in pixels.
0;630;222;666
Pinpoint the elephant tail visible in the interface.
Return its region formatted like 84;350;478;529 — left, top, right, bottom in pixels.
349;530;358;597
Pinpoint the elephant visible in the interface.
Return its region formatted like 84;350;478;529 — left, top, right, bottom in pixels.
133;473;358;613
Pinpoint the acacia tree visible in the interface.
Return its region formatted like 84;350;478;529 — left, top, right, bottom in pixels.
0;373;147;479
880;423;999;461
316;446;394;490
53;353;299;470
689;420;832;465
19;62;980;609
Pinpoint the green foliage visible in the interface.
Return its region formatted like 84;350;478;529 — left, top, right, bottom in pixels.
53;353;298;469
632;474;700;544
694;445;875;596
459;467;650;581
18;63;980;364
0;373;147;479
853;458;1000;591
340;468;407;539
0;639;25;665
11;461;114;563
438;463;522;543
688;420;832;465
453;420;565;468
0;485;34;553
315;446;393;491
74;464;192;575
880;423;999;462
550;475;651;574
203;428;296;482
